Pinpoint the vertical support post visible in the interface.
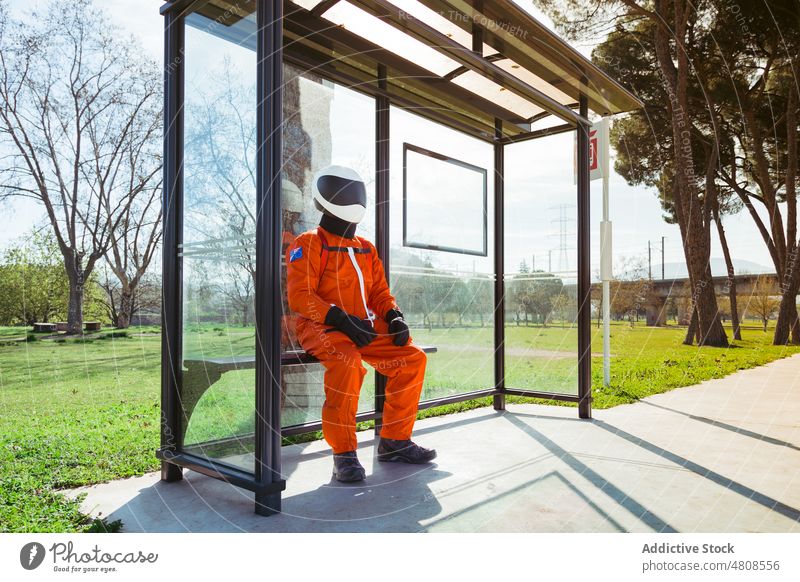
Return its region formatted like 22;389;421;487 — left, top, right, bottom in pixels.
471;5;483;55
577;96;593;419
160;8;184;482
374;64;390;437
255;0;284;515
493;119;506;411
600;117;611;388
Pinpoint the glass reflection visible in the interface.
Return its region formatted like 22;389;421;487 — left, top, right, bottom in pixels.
180;12;257;471
280;66;376;428
504;133;579;395
390;107;495;400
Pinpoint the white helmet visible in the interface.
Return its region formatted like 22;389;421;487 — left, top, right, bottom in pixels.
312;165;367;224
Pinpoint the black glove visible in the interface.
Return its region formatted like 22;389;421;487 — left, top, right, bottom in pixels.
324;305;376;347
385;308;410;346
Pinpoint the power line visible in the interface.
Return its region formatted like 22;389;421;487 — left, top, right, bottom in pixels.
548;203;575;273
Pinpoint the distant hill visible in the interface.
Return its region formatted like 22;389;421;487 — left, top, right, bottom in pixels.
625;258;773;280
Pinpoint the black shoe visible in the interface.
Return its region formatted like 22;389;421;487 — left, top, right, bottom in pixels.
377;437;437;464
332;450;366;482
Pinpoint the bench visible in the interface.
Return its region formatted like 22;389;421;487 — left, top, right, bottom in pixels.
181;346;437;434
32;322;57;333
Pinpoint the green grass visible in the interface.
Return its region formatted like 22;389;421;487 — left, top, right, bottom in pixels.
585;322;800;407
0;326;30;341
1;320;798;532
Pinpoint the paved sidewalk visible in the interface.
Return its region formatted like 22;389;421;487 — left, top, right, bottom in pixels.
63;354;800;532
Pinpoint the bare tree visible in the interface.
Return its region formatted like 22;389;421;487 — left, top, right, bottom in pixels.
104;178;162;329
747;276;780;333
219;267;255;327
99;263;161;328
0;0;162;334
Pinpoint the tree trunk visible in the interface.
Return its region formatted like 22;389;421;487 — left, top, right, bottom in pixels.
116;287;134;329
653;1;727;348
684;307;697;345
713;206;741;340
773;272;800;345
694;271;727;346
66;274;84;335
774;81;798;345
729;279;741;341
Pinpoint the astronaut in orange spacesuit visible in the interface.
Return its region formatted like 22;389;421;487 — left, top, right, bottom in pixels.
286;165;436;482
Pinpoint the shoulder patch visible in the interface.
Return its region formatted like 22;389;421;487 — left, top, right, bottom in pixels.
289;246;303;263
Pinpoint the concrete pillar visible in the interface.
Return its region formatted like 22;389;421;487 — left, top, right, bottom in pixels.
645;296;667;326
677;300;692;326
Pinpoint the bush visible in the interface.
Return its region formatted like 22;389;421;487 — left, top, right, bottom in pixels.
25;333;38;342
97;330;129;340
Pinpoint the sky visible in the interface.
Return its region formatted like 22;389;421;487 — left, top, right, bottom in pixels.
0;0;777;279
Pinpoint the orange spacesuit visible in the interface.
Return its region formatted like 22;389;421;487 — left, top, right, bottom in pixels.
286;225;427;454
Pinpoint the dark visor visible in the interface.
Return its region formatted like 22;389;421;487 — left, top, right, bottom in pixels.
317;175;366;207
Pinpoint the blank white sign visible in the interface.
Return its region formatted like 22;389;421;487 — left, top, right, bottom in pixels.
403;144;487;256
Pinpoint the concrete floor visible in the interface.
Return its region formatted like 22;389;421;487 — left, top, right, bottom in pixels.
63;354;800;532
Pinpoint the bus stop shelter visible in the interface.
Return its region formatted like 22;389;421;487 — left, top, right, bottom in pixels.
156;0;642;516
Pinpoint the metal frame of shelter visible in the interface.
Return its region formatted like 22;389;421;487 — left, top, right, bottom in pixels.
156;0;642;515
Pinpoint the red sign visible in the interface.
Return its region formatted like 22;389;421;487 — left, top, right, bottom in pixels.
573;119;607;183
589;129;598;172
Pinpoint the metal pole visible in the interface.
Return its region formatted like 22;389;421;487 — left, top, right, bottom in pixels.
160;7;184;483
577;96;592;419
662;236;666;280
602;273;610;386
254;0;286;516
648;240;652;279
493;118;506;410
374;64;390;436
600;118;611;388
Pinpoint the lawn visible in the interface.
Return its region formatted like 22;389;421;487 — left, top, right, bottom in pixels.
1;320;798;532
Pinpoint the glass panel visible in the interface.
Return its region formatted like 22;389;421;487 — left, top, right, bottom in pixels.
504;133;579;395
291;0;325;10
403;143;487;256
387;0;473;48
180;11;258;472
340;0;496;57
280;65;377;428
493;58;575;107
321;1;461;77
390;106;495;401
450;70;544;120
